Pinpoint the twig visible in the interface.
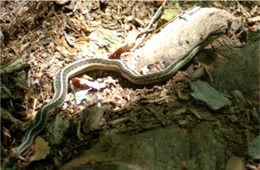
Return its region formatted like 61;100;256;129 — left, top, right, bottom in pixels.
146;0;167;32
132;0;167;51
0;1;26;19
235;0;251;18
133;18;172;50
73;0;81;13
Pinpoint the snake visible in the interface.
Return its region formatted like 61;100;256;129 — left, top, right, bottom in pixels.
15;29;224;156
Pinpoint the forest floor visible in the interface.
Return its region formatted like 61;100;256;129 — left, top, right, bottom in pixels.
1;1;259;170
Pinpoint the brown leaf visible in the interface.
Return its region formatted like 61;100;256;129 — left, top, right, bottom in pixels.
29;137;50;162
74;36;91;44
71;77;107;90
71;77;90;89
108;42;135;59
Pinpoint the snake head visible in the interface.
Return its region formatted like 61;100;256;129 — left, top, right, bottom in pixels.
207;28;226;41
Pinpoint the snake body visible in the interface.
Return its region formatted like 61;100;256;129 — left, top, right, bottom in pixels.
15;29;224;156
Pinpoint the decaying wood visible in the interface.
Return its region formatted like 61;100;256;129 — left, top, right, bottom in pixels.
126;7;259;100
131;7;244;71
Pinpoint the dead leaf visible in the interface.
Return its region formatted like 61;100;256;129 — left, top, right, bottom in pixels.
71;77;90;89
74;36;91;44
29;136;50;162
108;42;135;59
72;78;106;90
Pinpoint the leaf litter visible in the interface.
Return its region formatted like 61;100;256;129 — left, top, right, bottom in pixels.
0;1;259;169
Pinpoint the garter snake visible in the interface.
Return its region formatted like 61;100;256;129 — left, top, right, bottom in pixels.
15;29;224;156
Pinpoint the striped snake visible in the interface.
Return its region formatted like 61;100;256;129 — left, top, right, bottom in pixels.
15;29;224;156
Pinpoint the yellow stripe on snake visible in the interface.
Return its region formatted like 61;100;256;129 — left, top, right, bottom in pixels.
15;29;224;156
